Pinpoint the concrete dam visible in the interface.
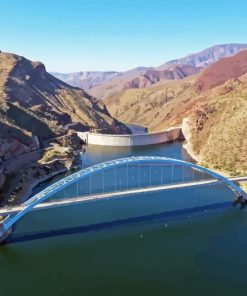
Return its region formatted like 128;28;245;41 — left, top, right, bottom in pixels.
78;127;184;147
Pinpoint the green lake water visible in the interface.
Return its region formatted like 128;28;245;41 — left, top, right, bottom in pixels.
0;141;246;296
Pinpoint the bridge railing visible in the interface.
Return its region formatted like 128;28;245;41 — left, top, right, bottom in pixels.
1;156;246;240
43;162;214;203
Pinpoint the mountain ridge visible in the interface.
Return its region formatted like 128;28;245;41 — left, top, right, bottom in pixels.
158;43;247;69
105;49;247;175
52;43;247;99
0;51;129;205
0;51;128;135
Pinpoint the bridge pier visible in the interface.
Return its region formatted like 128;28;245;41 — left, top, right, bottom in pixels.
0;215;12;244
232;195;247;209
0;225;12;245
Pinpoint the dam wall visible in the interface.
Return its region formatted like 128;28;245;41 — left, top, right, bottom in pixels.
77;127;184;147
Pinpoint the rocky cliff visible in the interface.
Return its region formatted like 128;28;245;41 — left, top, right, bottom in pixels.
0;51;129;205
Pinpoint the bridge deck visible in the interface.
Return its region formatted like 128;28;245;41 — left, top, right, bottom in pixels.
1;155;246;238
0;179;227;216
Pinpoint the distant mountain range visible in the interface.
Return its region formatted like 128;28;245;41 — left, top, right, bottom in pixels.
195;48;247;92
51;67;151;93
52;71;119;91
52;43;247;99
104;48;247;175
159;43;247;69
89;64;200;99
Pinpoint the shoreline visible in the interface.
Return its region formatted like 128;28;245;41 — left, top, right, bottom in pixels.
182;138;247;192
181;120;247;191
23;152;84;203
10;124;247;206
19;168;68;204
182;141;199;162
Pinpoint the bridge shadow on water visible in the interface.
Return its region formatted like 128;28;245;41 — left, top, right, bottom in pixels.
5;201;231;245
2;156;244;245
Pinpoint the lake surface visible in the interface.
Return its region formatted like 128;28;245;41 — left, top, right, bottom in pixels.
1;141;247;296
81;141;191;168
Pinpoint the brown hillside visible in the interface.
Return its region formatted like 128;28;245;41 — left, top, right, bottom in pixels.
105;57;247;174
90;64;200;99
195;49;247;92
0;51;130;205
0;51;129;135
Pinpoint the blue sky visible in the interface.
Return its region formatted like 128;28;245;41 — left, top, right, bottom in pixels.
0;0;247;72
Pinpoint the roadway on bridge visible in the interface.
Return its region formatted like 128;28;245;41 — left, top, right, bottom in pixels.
1;176;246;216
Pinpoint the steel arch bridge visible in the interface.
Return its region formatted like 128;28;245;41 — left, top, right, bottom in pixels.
0;156;246;239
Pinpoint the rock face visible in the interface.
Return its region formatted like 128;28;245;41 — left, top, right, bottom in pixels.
105;50;247;175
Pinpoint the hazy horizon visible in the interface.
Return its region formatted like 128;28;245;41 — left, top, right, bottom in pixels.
1;0;247;72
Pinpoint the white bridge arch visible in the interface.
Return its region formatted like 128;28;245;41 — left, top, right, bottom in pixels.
1;156;246;236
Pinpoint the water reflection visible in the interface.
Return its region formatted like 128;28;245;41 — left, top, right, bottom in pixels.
81;141;192;168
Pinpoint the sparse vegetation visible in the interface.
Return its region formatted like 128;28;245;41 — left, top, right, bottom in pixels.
40;149;65;163
105;54;247;175
240;182;247;192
